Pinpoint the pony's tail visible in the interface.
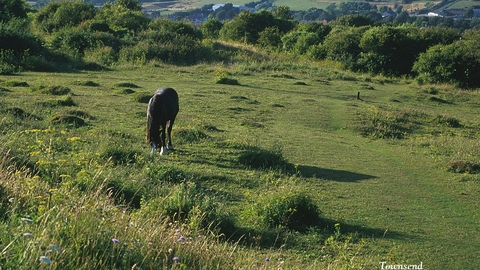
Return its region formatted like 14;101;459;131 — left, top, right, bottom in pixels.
146;113;152;143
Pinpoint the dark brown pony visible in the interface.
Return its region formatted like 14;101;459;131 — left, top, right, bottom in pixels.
146;88;179;155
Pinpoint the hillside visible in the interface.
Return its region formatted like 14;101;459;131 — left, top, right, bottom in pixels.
1;52;480;268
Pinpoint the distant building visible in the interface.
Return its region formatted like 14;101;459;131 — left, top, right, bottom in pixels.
381;10;397;18
212;4;257;12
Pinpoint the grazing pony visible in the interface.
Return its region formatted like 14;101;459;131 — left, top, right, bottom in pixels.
146;88;179;155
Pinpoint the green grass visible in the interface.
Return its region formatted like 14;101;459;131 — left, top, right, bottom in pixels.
1;51;480;269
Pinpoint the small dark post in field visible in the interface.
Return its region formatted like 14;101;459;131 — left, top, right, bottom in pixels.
357;91;361;100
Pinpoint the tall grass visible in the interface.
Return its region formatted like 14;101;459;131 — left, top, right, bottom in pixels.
2;55;480;269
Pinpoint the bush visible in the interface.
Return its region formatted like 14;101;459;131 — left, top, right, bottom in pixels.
149;18;202;40
49;28;95;58
201;18;223;39
34;1;96;34
220;10;277;44
136;32;207;64
413;40;480;88
260;193;321;231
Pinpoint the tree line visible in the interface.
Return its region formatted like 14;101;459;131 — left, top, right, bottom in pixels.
1;0;480;88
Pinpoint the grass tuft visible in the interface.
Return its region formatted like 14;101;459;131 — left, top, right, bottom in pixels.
72;80;100;87
447;160;480;174
2;80;29;87
37;85;72;95
260;193;321;232
51;114;86;127
114;82;140;88
132;92;151;103
215;77;240;85
238;145;288;170
175;128;209;144
100;147;141;165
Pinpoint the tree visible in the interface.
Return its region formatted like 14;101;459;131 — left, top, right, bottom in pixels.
115;0;142;11
96;3;150;34
0;0;30;22
201;18;223;39
413;40;480;88
322;26;368;70
359;26;416;75
220;10;276;44
274;6;292;20
258;26;282;49
34;1;96;34
333;14;373;27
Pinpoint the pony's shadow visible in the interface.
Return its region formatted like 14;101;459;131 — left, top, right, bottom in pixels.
297;165;376;182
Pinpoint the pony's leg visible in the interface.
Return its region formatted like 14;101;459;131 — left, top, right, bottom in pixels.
160;124;168;155
166;120;175;150
150;142;157;155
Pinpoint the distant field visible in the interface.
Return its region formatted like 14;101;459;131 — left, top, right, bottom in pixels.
142;0;478;13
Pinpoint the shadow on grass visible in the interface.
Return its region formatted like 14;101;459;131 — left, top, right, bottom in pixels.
297;165;377;182
223;216;406;250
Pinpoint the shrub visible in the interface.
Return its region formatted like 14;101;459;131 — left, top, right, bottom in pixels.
34;1;96;34
49;28;95;58
413;40;480;89
201;18;223;39
149;18;202;40
260;193;321;231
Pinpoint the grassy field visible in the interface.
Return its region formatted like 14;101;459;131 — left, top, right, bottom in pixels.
1;47;480;269
146;0;478;12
